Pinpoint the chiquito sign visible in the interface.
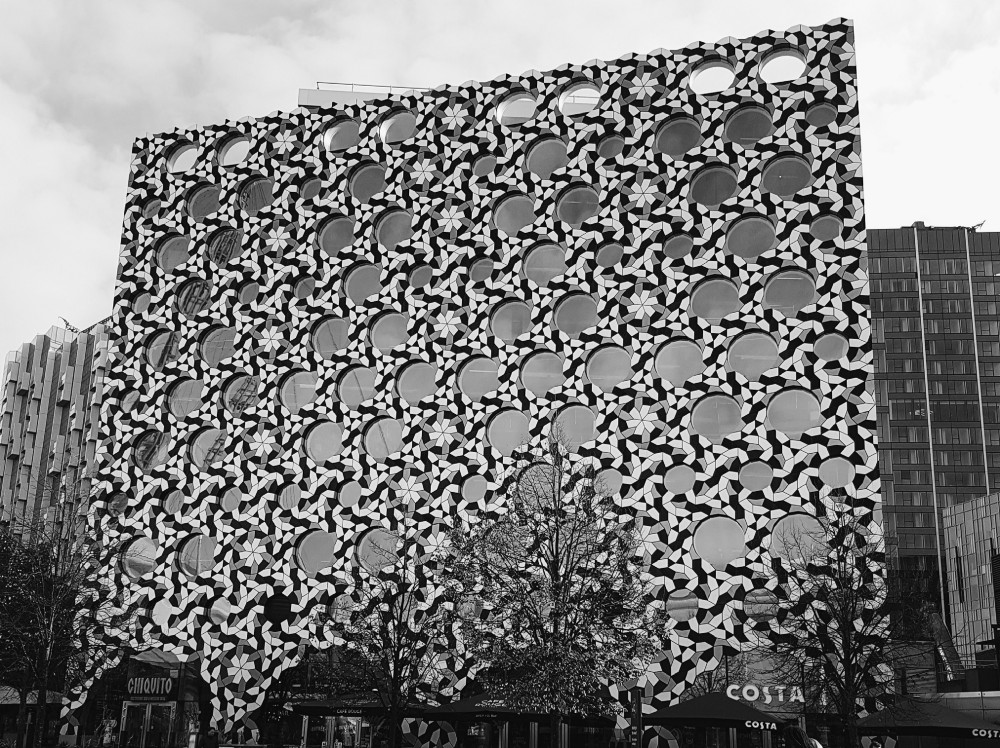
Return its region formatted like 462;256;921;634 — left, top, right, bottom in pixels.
127;676;177;702
727;684;805;706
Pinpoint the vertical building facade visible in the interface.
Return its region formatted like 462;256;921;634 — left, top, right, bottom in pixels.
0;321;109;540
943;491;1000;666
81;19;877;732
870;226;1000;628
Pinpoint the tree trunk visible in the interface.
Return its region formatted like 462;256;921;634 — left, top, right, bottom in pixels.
388;701;400;748
16;690;29;748
549;713;563;748
845;719;859;748
34;683;49;748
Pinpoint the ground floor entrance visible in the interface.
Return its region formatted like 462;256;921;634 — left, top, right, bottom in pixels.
120;701;176;748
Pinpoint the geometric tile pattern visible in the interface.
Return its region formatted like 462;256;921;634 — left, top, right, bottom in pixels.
81;17;877;730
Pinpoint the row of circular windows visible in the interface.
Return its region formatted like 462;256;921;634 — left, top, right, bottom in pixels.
163;147;823;229
130;381;838;478
162;49;821;175
120;498;835;585
154;326;848;423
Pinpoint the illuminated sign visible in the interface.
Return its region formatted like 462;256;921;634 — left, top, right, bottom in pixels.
745;721;778;731
726;684;804;705
127;676;177;701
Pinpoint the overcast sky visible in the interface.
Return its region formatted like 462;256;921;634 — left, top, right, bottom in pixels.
1;0;997;357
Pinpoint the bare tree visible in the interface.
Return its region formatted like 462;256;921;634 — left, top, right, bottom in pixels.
445;430;665;737
753;498;934;748
0;519;137;748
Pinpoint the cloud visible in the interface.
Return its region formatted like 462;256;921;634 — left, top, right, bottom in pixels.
0;0;998;355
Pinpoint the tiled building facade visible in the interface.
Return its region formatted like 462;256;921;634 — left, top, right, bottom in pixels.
0;322;109;541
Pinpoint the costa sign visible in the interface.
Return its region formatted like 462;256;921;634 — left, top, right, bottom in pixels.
972;730;1000;739
745;721;778;731
726;684;804;705
127;676;176;700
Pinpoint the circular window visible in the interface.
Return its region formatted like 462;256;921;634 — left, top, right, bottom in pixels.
370;313;409;352
654;117;702;157
296;531;336;577
520;352;564;396
759;49;807;84
665;589;698;622
178;535;216;576
380;110;417;144
526;137;569;179
357;528;399;571
164;490;183;514
175;279;212;317
559;82;600;116
168;144;197;173
349;162;387;204
554;405;596;450
189;428;227;469
739;461;773;491
409;264;434;289
725;215;776;260
220;488;241;512
280;371;318;414
294;278;315;300
553;293;598;338
596;242;624;268
168;379;204;418
693;516;746;569
487;409;531;456
654;340;705;386
237;282;259;305
597;135;625;160
494;194;535;235
208;598;232;624
768;388;822;438
121;390;142;413
397;361;437;404
664;465;696;494
805;102;838;128
744;589;778;621
133;293;151;315
458;357;500;401
364;418;404;462
224;375;260;415
727;332;779;381
345;263;382;304
690;164;738;207
187;184;222;221
497;93;537;127
375;208;413;250
556;184;600;228
199;327;237;367
338;366;376;409
318;215;355;257
586;346;632;391
770;513;826;561
339;481;363;508
145;331;180;371
311;317;349;358
819;456;855;488
219;137;250;166
279;485;302;510
810;213;843;241
462;475;488;502
723;105;774;147
596;468;623;495
815;333;849;361
132;430;169;472
208;228;244;265
689;60;736;95
523;243;566;286
301;177;323;200
472;154;497;178
122;537;159;579
491;300;532;343
690;278;740;323
157;235;192;272
239;177;275;217
141;199;162;220
470;259;494;283
305;422;343;463
763;270;816;317
663;233;694;260
691;394;743;443
323;120;361;152
761;155;812;197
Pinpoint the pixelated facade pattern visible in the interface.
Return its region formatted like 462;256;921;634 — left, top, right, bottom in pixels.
81;18;879;730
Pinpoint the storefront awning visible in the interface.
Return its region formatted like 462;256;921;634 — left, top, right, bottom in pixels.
645;693;786;730
287;695;426;718
421;694;616;725
858;698;1000;738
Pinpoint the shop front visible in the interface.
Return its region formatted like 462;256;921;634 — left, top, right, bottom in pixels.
117;652;202;748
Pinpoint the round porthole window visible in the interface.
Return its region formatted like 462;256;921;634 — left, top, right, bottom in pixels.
690;278;740;323
689;60;736;95
380;110;417;145
763;270;816;317
693;516;746;569
767;388;822;438
690;394;743;443
491;300;532;343
586;346;632;391
497;93;538;127
654;117;702;157
493;193;535;235
338;366;376;409
724;105;774;147
690;164;738;207
555;184;600;228
523;243;566;286
525;137;569;179
363;418;404;462
725;215;776;260
311;317;350;359
727;332;779;381
324;120;361;152
654;340;704;386
558;82;600;116
520;351;564;396
487;409;531;456
396;361;437;404
458;357;500;402
761;155;812;198
553;293;598;338
279;371;318;414
318;215;355;257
